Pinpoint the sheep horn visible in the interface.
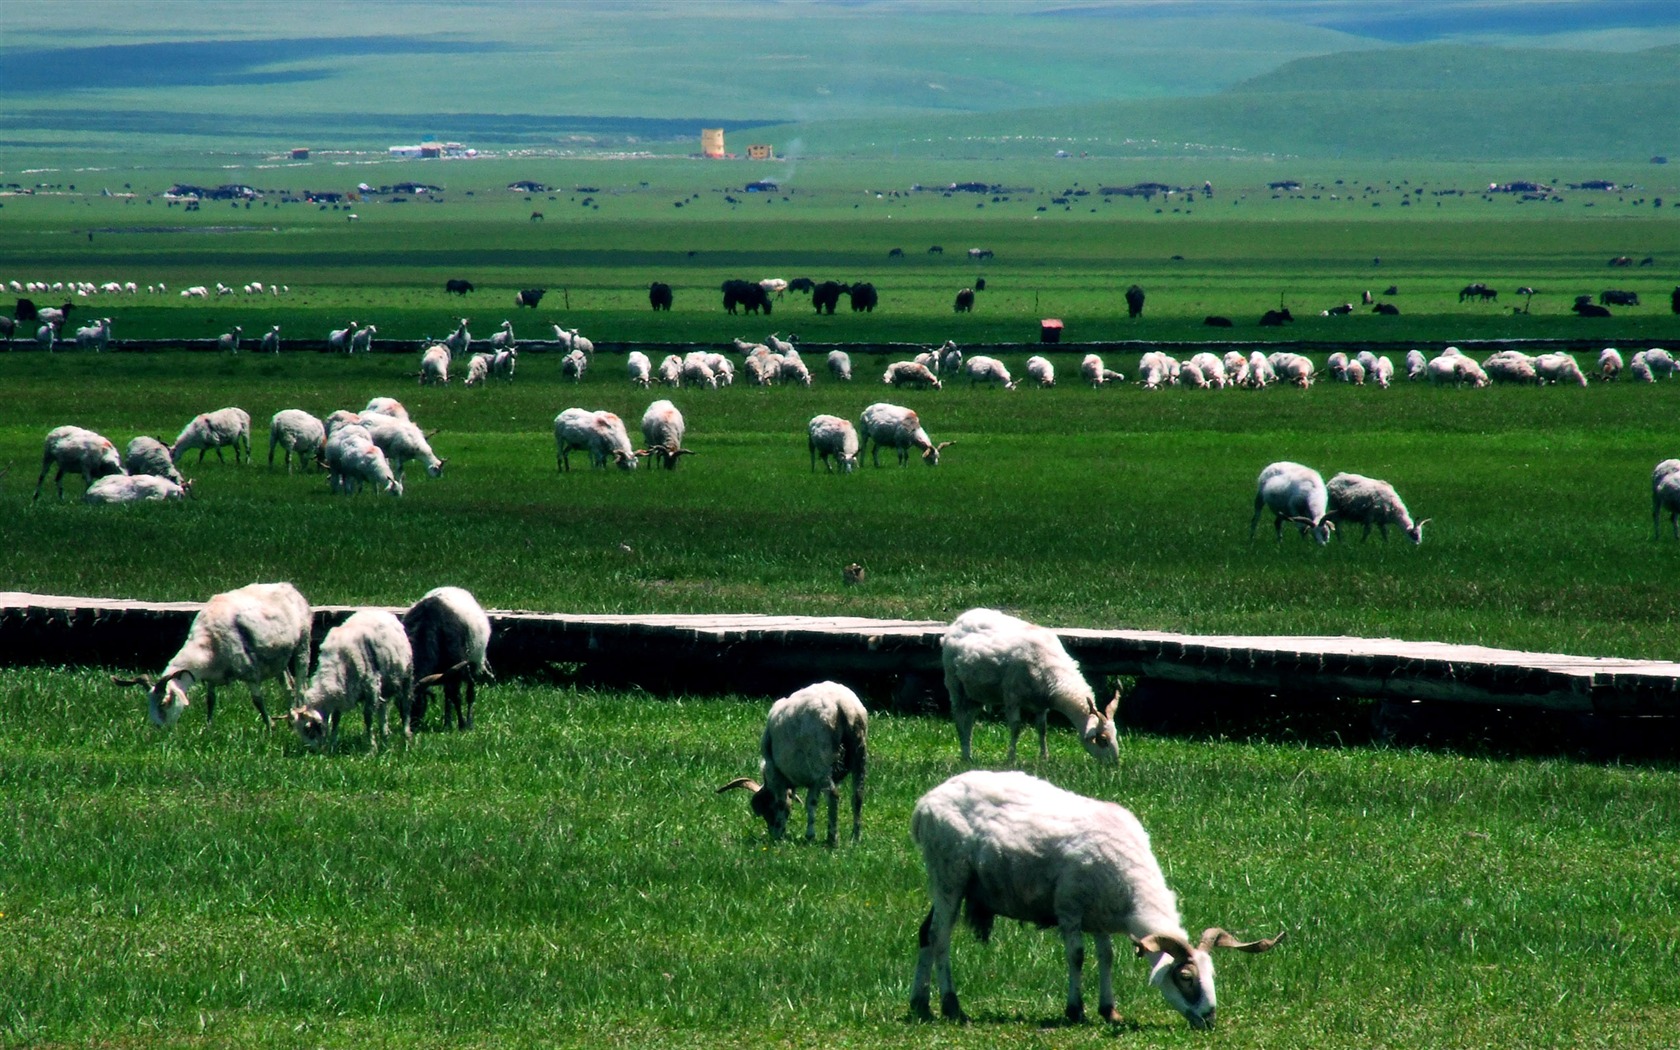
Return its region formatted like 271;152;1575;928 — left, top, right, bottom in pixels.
425;429;441;439
1101;688;1120;721
716;777;762;795
1416;518;1433;527
416;660;472;687
1133;932;1194;963
1198;927;1288;954
110;674;154;689
935;441;954;450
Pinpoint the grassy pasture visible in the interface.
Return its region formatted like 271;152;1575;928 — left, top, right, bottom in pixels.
1;672;1677;1049
3;156;1680;1049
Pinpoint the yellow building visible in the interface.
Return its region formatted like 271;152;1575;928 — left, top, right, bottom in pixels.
746;144;773;160
701;128;725;158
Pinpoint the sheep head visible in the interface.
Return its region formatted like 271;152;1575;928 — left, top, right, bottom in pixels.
115;670;192;728
286;705;330;747
1134;928;1285;1029
1406;518;1432;546
716;777;795;839
1079;691;1122;762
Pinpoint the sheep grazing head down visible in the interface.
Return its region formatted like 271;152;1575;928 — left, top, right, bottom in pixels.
716;777;793;838
1136;928;1286;1030
286;706;332;747
111;671;192;729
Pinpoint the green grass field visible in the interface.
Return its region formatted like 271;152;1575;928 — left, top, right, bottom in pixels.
4;153;1680;1049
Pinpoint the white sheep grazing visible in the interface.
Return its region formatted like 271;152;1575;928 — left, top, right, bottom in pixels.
765;332;796;355
1025;355;1056;387
1325;351;1349;380
942;607;1119;765
170;407;252;465
909;769;1285;1026
1597;347;1623;379
758;277;789;300
1628;351;1656;382
964;355;1016;390
75;317;112;351
657;354;684;387
1178;360;1208;389
1137;350;1174;390
259;324;281;353
717;681;868;846
84;474;190;504
1535;352;1587;387
860;402;950;467
1246;350;1275;389
1356;349;1379;376
349;324;377;354
1480;351;1535;384
34;425;126;500
914;348;942;375
1406;348;1429;380
36;324;55;352
561;348;589;382
554;408;638;472
285;609;413;752
680;354;717;389
884;360;942;390
217;325;242;353
403;585;493;732
639;399;693;469
1080;353;1107;387
325;424;403;496
1250;461;1334;544
1641;347;1676;378
445;317;471;359
268;409;326;473
1326;472;1429;544
464;353;493;387
362;397;410;421
711;356;735;386
366;418;445;482
1180;351;1220;388
808;414;860;474
112;582;311;728
1344;360;1366;385
1270;352;1314;388
626;350;653;388
489;319;516;352
1652;460;1680;539
827;349;853;381
419;343;450;385
327;322;357;352
779;354;813;387
125;435;184;485
1373;356;1394;388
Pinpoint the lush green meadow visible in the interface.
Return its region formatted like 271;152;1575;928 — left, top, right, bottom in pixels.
4;156;1680;1049
2;669;1677;1049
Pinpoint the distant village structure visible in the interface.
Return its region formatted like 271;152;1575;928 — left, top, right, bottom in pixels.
387;141;477;159
701;128;725;159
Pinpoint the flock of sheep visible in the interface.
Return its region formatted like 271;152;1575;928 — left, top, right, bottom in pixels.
125;576;1281;1028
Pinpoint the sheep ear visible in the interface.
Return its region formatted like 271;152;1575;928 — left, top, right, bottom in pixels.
716;777;762;795
1198;928;1287;954
1134;932;1194;963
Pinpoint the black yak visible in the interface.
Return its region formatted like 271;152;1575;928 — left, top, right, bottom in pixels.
848;282;878;312
515;288;546;308
1259;308;1294;326
953;288;975;313
1373;302;1400;315
721;279;772;315
1124;284;1145;318
648;281;673;311
812;281;845;315
1203;315;1233;327
1600;289;1640;306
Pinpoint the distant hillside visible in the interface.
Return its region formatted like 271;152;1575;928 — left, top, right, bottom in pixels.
775;43;1680;161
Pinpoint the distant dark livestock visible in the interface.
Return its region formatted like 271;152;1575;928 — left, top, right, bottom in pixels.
1259;308;1295;326
811;281;846;315
514;288;546;308
1124;284;1145;319
848;282;878;312
1203;315;1233;327
648;281;673;311
1373;302;1400;315
953;288;975;313
1600;289;1640;306
721;279;772;315
445;279;475;295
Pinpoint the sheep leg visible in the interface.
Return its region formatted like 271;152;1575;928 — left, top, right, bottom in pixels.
825;784;842;848
1062;926;1087;1022
949;681;978;762
1273;512;1286;540
1035;710;1050;760
911;904;965;1022
461;676;475;730
850;766;865;843
31;456;52;501
1094;933;1119;1023
1248;496;1264;539
245;683;273;727
1004;708;1025;764
204;683;217;723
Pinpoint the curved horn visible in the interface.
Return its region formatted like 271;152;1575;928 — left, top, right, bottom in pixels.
935;440;954;450
1101;688;1120;720
1133;932;1194;963
1415;518;1433;527
1198;927;1288;954
716;777;762;795
110;674;154;689
416;660;472;687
